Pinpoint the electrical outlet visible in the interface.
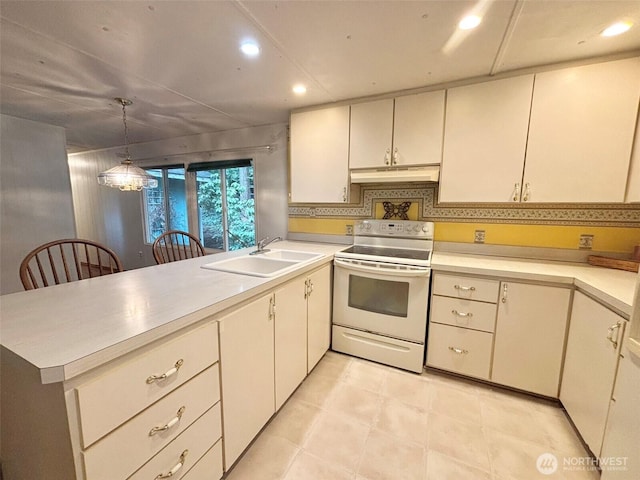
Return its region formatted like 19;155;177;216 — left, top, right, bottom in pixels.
579;234;594;249
346;224;354;235
474;230;486;244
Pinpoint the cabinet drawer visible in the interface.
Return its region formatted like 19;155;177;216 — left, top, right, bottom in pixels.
430;295;497;333
432;274;499;303
182;440;223;480
83;365;220;480
128;404;222;480
426;323;493;379
77;322;218;447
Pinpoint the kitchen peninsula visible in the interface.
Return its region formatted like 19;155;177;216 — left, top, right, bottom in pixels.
0;241;343;480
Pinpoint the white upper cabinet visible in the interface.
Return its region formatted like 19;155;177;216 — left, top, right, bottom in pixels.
349;99;394;169
393;91;445;167
625;107;640;203
349;91;445;169
289;106;350;203
439;75;534;203
523;57;640;203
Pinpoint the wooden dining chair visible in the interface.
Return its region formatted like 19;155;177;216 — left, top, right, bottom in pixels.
20;238;124;290
152;230;206;264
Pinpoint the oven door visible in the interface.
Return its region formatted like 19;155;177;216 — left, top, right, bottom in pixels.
333;257;430;343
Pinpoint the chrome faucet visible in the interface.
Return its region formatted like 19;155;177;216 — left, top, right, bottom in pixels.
250;236;282;255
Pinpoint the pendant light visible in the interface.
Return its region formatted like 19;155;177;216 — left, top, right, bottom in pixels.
97;98;158;191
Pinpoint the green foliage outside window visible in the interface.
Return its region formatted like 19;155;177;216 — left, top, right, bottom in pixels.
197;167;255;250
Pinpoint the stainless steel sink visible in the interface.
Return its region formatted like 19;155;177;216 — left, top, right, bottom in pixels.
201;249;322;277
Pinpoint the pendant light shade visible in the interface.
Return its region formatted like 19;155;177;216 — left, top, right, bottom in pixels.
97;98;158;191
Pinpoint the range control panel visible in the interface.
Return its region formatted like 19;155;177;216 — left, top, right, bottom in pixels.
354;220;434;239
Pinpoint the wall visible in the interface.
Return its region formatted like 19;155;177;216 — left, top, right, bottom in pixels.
288;184;640;258
0;115;76;295
68;123;288;269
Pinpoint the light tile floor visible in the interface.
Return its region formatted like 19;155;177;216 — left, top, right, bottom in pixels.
226;352;599;480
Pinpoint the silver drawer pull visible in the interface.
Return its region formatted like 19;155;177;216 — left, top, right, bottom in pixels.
448;346;469;355
155;450;188;479
451;310;473;318
149;406;185;436
146;359;184;384
454;285;476;292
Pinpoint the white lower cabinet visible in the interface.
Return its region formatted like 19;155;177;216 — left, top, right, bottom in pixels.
600;344;640;480
492;282;571;397
127;404;222;480
560;291;626;456
275;278;308;410
427;273;498;380
307;265;332;372
83;366;220;480
219;263;332;471
428;272;571;397
0;321;223;480
219;292;275;469
274;264;331;409
427;323;493;379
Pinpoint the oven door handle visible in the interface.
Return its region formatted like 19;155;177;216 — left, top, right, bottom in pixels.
334;258;430;277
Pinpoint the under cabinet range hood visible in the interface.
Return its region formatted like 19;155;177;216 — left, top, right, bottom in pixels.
350;165;440;184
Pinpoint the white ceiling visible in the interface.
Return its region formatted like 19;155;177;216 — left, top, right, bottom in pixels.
1;0;640;153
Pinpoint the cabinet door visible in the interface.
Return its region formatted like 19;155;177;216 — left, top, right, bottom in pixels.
307;265;332;372
560;292;625;456
524;57;640;202
393;91;445;167
290;106;350;203
600;349;640;480
274;278;308;410
439;75;533;203
219;293;275;469
349;99;394;169
492;282;570;397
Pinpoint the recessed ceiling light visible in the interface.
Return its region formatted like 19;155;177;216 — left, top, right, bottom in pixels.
601;21;633;37
240;42;260;57
292;84;307;95
458;15;482;30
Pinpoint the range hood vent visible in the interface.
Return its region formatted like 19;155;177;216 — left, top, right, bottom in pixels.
350;165;440;184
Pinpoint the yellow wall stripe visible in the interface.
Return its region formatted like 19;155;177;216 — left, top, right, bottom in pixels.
288;218;640;254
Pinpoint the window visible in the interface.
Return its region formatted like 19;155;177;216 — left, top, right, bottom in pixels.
143;161;255;252
143;167;188;243
191;160;255;251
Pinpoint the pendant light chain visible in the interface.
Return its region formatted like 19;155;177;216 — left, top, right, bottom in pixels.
119;98;132;163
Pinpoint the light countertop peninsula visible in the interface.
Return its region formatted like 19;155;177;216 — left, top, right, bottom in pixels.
0;241;345;384
432;252;637;317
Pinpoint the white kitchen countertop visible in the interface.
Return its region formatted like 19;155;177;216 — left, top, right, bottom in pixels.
1;242;636;385
432;252;637;316
0;241;345;384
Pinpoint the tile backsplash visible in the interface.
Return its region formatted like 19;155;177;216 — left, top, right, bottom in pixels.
288;183;640;254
